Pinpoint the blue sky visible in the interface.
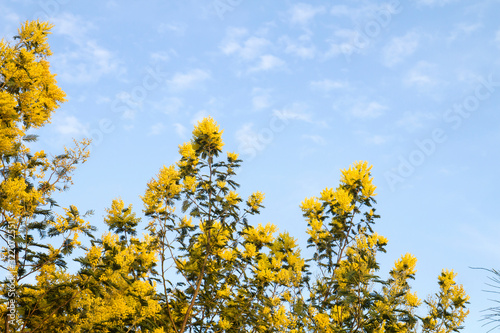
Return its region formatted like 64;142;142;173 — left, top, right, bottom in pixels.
2;0;500;331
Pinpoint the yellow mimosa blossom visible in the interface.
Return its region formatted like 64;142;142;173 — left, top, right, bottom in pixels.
217;284;231;298
300;196;322;217
225;191;240;205
217;180;227;188
178;142;197;160
438;269;457;292
314;313;331;331
405;291;422;307
219;318;231;330
340;161;377;197
245;223;278;244
219;248;235;261
394;253;417;276
192;116;225;154
227;151;239;161
319;187;335;203
243;242;257;258
183;175;197;192
180;216;194;227
332;187;354;214
247;191;265;210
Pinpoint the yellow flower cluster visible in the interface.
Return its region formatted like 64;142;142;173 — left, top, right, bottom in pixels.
177;142;198;169
191;116;224;155
0;21;66;156
247;191;265;211
300;197;322;218
340;161;377;198
142;165;181;213
393;253;417;277
183;175;197;193
227;151;239;161
0;177;42;216
225;190;240;206
180;216;194;228
244;223;277;244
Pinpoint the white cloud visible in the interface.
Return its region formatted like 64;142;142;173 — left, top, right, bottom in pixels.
448;23;481;42
249;55;285;72
350;101;386;119
281;35;316;59
162;97;184;114
289;3;325;25
382;32;420;67
220;28;271;61
302;134;326;145
396;111;436;131
174;123;188;138
404;61;438;88
310;79;347;92
190;110;211;126
330;3;401;22
158;22;186;35
53;115;88;136
273;103;311;122
235;123;261;154
149;123;165;136
51;13;95;40
366;134;389;145
0;5;20;36
167;69;210;91
51;13;123;83
413;0;456;6
496;29;500;47
150;51;170;63
252;88;272;110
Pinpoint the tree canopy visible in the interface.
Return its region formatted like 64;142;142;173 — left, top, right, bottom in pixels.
1;20;469;333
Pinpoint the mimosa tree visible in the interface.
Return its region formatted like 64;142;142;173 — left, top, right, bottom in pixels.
0;20;470;333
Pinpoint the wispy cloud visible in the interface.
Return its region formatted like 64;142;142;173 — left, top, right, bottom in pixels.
53;114;88;137
161;97;184;114
396;111;437;132
367;134;389;145
51;13;123;83
174;123;188;138
302;134;326;145
252;88;272;110
310;79;348;92
382;32;420;67
190;110;211;126
149;123;165;136
288;3;325;25
249;55;285;72
158;22;186;35
167;69;210;91
404;61;439;88
273;103;312;122
220;28;270;60
413;0;456;6
235;123;261;153
448;22;482;42
350;101;387;119
281;34;316;59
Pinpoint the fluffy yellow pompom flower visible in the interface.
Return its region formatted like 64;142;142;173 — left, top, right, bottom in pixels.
394;253;417;276
225;191;240;205
192;116;224;156
247;191;265;210
340;161;377;198
227;151;239;161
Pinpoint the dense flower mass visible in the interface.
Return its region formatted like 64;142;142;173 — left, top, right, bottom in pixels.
191;116;224;156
